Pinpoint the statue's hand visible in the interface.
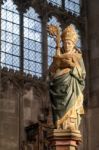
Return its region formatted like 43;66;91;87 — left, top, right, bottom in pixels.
53;55;61;62
49;57;61;74
60;59;75;68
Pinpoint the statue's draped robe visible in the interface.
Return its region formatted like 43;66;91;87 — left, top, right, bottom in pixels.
49;50;86;127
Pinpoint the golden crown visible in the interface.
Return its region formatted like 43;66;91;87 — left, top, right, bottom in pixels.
61;25;78;44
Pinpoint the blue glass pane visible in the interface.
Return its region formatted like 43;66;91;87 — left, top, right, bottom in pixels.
35;42;42;53
34;32;41;42
1;31;6;41
48;47;56;57
13;13;19;24
65;0;81;16
6;43;12;54
13;34;20;45
13;24;20;34
24;7;40;21
35;52;42;63
28;51;35;61
5;32;13;43
5;54;13;65
35;63;42;73
24;28;29;38
75;4;80;13
13;56;19;67
28;29;35;40
24;17;28;28
1;9;6;19
1;41;6;52
2;0;18;13
1;0;20;70
24;59;29;70
29;61;36;72
13;45;20;56
1;52;6;63
34;21;41;32
48;56;53;66
28;40;35;50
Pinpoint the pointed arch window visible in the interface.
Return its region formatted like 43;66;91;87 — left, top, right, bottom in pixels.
23;7;42;76
0;1;42;77
1;0;20;70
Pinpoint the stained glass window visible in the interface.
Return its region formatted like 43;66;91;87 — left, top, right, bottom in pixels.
1;0;20;70
24;8;42;76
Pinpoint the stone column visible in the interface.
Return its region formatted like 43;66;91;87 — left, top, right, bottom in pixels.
48;129;82;150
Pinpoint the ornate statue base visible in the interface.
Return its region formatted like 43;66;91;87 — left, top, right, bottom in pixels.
48;129;82;150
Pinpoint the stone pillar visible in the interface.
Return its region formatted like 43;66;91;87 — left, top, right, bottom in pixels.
48;129;82;150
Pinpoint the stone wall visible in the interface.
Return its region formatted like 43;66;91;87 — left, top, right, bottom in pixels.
0;68;51;150
86;0;99;149
0;74;19;150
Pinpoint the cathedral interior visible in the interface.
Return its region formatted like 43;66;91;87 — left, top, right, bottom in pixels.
0;0;99;150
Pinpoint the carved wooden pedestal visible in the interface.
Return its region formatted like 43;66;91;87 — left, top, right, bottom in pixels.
48;129;82;150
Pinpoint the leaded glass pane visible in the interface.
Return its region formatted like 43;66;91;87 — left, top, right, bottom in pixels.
1;0;20;70
65;0;81;16
23;8;42;76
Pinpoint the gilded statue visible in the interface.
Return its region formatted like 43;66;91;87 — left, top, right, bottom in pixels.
47;24;86;131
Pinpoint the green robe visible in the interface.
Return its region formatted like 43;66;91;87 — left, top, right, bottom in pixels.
49;51;86;127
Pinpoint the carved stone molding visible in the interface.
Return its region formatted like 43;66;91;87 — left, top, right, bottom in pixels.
0;67;47;94
13;0;33;13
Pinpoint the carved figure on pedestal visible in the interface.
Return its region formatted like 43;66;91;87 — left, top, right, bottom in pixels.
47;24;86;131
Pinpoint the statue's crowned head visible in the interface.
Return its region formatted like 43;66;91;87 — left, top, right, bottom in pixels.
61;25;78;44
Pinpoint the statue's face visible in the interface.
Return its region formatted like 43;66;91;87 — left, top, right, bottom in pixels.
63;39;75;53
